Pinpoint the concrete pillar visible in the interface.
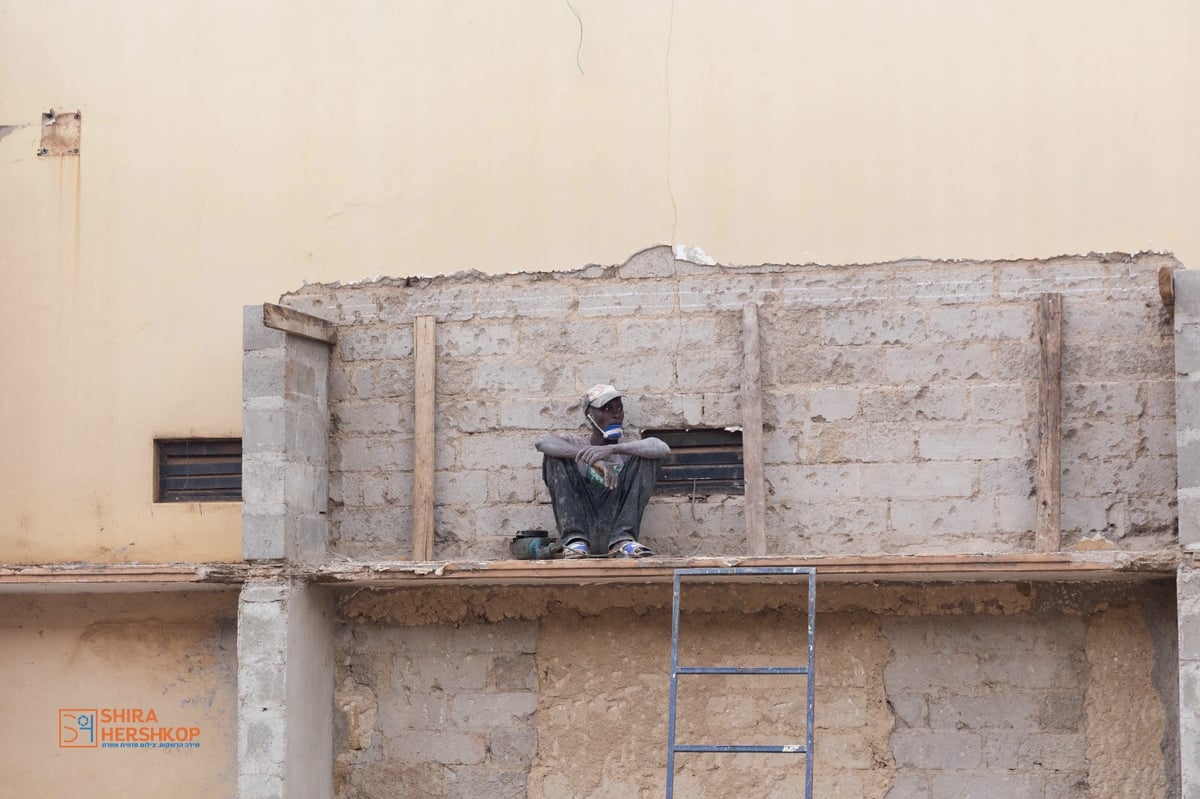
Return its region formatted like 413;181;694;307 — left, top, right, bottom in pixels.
1178;271;1200;797
1175;271;1200;548
237;579;335;799
242;305;332;564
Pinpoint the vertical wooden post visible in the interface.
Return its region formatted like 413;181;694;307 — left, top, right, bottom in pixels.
741;303;767;556
1035;294;1062;552
412;316;437;561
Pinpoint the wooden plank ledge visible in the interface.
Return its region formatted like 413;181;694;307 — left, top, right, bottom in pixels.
307;551;1183;587
1;552;1181;592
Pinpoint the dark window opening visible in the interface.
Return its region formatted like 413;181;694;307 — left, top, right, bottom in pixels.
155;439;242;502
643;428;744;495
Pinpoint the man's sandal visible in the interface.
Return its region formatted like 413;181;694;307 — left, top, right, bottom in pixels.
563;540;590;559
609;540;653;558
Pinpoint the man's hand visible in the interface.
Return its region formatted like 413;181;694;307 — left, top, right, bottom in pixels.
575;444;616;466
576;446;619;489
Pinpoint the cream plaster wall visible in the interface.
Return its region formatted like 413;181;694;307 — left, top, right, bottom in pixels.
1;1;1197;563
0;591;239;798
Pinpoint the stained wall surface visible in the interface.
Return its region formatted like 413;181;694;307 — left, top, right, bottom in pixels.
4;1;1200;564
287;252;1178;561
334;582;1179;799
0;591;240;798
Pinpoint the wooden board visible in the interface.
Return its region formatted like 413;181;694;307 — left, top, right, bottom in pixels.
741;303;767;555
412;316;437;561
262;303;337;344
1036;294;1063;552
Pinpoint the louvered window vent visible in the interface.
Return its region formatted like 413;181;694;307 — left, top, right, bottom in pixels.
155;439;242;502
643;428;744;495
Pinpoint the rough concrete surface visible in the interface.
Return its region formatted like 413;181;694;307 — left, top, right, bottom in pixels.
284;252;1179;563
332;581;1178;798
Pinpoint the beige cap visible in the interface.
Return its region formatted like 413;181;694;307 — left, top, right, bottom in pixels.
582;384;621;413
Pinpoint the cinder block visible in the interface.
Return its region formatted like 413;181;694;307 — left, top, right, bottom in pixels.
678;277;776;311
408;654;490;691
473;282;577;320
927;304;1035;342
385;730;487;765
516;320;598;355
928;692;1037;731
861;462;974;499
1176;269;1200;326
460;434;541;472
820;426;916;463
245;406;288;456
891;499;996;536
1065;299;1155;339
981;731;1085;770
243;348;287;399
244;304;286;352
970;383;1027;422
893;264;996;305
332;401;402;435
822;308;926;346
675;351;740;392
887;693;928;728
771;344;887;386
450;692;537;726
884;343;993;384
243;512;287;561
338;327;414;362
978;459;1034;496
884;652;984;691
889;729;983;770
931;773;1040;799
770;464;862;503
443;766;528;799
438;322;518;358
997;262;1106;299
919;424;1030;461
1062;380;1142;418
859;386;969;422
578;281;676;317
810;388;860;421
404;286;477;322
488;726;537;764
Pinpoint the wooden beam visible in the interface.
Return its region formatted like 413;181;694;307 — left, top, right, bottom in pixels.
412;316;437;561
741;303;767;555
262;303;337;344
1159;266;1175;307
306;550;1179;587
1035;293;1063;552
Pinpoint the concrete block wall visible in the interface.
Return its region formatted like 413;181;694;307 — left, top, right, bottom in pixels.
238;579;335;799
1176;270;1200;548
242;303;333;559
333;581;1179;799
281;250;1179;561
335;617;538;798
242;306;333;564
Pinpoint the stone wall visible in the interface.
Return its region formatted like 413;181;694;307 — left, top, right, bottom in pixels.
281;249;1179;561
332;581;1178;799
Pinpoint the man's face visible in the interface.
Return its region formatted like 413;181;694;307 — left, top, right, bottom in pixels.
589;398;624;429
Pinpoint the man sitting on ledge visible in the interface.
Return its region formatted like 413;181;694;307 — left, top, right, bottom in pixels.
535;385;671;558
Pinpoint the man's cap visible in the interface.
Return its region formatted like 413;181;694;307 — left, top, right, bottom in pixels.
582;384;621;413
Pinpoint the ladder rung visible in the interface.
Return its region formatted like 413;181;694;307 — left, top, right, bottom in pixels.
673;744;808;754
675;666;807;675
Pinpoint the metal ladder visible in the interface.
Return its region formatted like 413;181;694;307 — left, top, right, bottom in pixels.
666;566;816;799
